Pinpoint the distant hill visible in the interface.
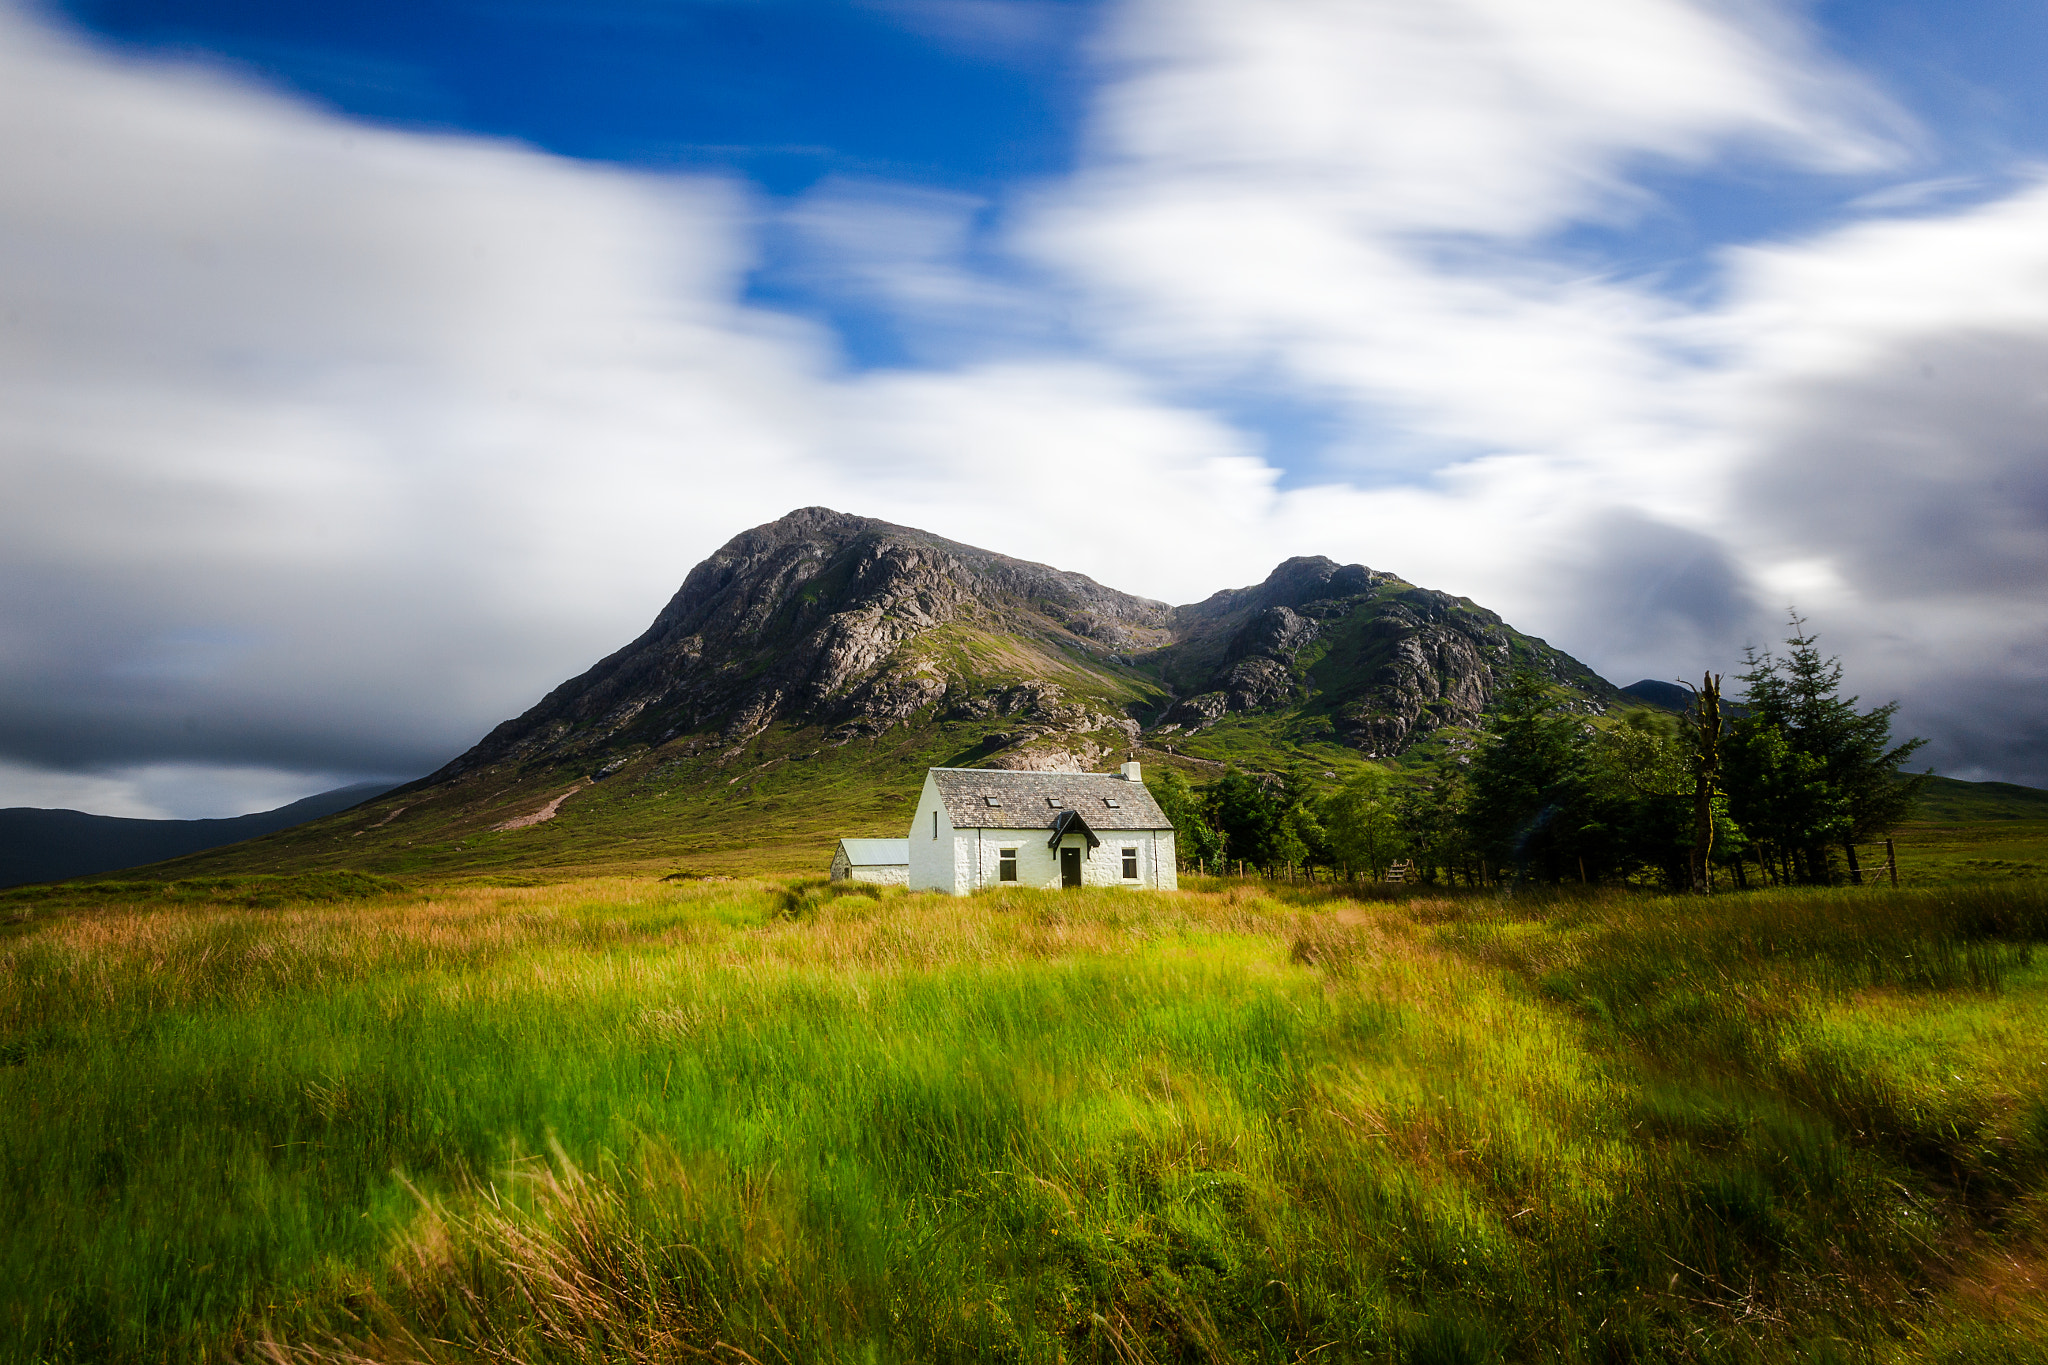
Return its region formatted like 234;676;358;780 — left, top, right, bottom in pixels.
1909;775;2048;823
134;507;1625;882
0;782;399;888
1619;678;1694;711
1619;678;1751;719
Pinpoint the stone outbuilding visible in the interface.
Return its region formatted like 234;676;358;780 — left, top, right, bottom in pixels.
907;762;1177;895
829;838;910;885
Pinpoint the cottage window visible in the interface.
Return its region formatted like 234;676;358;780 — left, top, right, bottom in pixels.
933;810;939;839
1122;847;1139;879
999;848;1018;882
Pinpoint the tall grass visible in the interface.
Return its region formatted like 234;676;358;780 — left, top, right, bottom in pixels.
1;876;2044;1362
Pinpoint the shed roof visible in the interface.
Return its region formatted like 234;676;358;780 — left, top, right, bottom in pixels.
927;768;1174;831
836;837;910;866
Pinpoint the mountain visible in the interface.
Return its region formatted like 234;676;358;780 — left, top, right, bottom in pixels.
101;508;1621;881
0;781;399;888
421;507;1614;781
423;506;1178;782
1150;554;1613;758
1619;678;1694;711
1618;677;1753;720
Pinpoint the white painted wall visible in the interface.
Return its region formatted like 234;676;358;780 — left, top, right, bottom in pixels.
906;771;1180;895
907;773;961;893
830;839;911;884
972;828;1062;890
831;856;908;886
949;826;1178;892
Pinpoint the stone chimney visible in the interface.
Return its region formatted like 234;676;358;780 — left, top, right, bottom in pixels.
1120;760;1141;783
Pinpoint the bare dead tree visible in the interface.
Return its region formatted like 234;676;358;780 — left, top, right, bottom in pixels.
1683;672;1723;895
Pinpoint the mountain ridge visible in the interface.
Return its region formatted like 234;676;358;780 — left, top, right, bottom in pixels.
91;508;1626;881
414;507;1617;788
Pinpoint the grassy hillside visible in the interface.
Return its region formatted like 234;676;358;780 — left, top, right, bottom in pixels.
132;721;951;883
2;874;2045;1362
1911;775;2048;822
1889;820;2048;886
1872;778;2048;887
112;714;1385;886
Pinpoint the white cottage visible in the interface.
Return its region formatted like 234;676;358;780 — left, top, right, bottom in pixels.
829;837;910;885
907;761;1177;894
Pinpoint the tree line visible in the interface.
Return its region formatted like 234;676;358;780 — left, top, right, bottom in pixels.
1146;616;1926;891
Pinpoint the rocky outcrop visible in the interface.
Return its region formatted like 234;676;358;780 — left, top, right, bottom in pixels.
942;681;1142;772
1233;605;1321;660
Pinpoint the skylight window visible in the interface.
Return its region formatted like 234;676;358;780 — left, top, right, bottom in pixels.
984;796;1002;807
1103;797;1120;808
1046;796;1062;808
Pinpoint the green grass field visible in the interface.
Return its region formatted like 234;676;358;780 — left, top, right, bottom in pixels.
4;872;2047;1363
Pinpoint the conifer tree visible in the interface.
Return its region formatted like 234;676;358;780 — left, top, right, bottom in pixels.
1723;615;1926;884
1324;767;1406;879
1462;671;1609;883
1398;771;1470;885
1205;767;1284;870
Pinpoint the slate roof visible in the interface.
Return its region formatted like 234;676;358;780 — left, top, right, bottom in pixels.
836;837;909;866
927;768;1174;831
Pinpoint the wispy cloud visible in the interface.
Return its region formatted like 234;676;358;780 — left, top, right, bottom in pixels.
1848;174;1988;212
865;0;1088;65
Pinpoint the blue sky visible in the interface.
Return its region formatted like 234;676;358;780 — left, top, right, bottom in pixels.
56;0;2048;318
6;0;2048;814
59;0;1094;188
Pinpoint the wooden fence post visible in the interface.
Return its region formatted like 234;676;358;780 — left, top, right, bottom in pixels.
1885;838;1898;888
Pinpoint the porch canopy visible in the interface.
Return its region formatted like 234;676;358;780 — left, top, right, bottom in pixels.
1046;808;1102;853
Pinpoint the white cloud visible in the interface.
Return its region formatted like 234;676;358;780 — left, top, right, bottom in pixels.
0;757;371;820
1024;0;1906;464
991;0;1908;667
0;0;1332;812
7;0;2048;818
1081;0;1902;233
0;1;832;806
1847;175;1987;212
999;0;2048;776
1697;182;2048;776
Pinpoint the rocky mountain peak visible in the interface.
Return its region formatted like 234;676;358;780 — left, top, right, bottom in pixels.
417;509;1618;789
1150;553;1616;757
424;508;1170;782
1175;555;1383;627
